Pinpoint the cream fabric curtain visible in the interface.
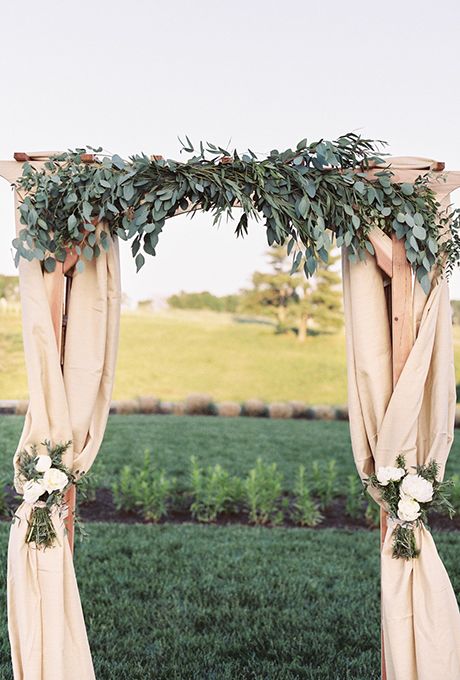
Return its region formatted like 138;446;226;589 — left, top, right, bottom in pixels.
344;162;460;680
6;190;121;679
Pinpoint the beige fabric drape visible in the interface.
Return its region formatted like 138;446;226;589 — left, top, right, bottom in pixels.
344;160;460;680
6;188;121;679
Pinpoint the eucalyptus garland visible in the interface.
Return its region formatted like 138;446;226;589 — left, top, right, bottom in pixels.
12;134;460;293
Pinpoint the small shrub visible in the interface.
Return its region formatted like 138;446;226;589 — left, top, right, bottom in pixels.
242;399;267;418
15;400;29;416
244;458;283;524
365;499;380;528
345;474;365;520
311;405;336;420
184;393;216;415
172;402;185;416
450;474;460;512
190;457;242;522
0;482;8;517
114;399;139;415
217;401;241;418
289;401;308;419
335;406;349;421
311;459;338;510
112;451;172;522
159;401;174;415
291;465;322;527
268;402;294;419
79;466;105;505
112;465;138;513
137;395;161;414
137;454;172;522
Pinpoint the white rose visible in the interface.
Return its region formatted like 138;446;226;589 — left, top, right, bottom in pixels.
43;468;69;494
35;455;52;473
401;474;434;503
376;466;405;486
397;497;421;522
23;479;46;504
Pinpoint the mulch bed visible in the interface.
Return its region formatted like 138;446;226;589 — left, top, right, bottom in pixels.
1;487;459;531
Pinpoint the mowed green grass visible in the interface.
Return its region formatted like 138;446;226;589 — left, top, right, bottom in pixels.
3;309;460;404
1;310;346;403
2;415;460;491
0;523;459;679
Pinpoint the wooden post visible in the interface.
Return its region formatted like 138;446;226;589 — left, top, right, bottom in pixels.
48;264;76;554
379;233;414;680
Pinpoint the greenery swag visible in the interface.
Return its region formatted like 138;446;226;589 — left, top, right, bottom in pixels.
12;134;460;294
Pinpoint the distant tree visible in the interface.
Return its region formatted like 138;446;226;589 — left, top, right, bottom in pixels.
451;300;460;325
240;246;342;342
239;248;297;332
137;299;154;312
167;291;239;313
0;275;19;302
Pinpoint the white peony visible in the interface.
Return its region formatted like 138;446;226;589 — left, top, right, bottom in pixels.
397;497;421;522
43;468;69;494
400;474;434;503
376;466;405;486
23;479;46;504
35;455;52;473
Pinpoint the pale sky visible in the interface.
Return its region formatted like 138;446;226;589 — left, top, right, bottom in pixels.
1;0;460;300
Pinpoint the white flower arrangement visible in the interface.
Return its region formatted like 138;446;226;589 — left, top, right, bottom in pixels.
367;455;454;559
15;441;73;548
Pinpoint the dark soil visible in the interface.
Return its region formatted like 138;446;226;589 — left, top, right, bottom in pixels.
2;487;459;531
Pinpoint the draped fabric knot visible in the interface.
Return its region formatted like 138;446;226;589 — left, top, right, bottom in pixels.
343;170;460;680
7;207;121;680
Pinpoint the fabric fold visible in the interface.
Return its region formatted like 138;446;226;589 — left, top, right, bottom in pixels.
7;203;121;679
343;223;460;678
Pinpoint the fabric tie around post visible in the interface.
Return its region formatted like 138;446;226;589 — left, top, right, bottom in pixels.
6;189;121;680
343;162;460;680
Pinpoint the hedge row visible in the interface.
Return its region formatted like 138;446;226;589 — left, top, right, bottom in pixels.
0;396;348;420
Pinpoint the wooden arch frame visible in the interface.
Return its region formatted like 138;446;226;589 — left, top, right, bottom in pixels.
0;150;451;680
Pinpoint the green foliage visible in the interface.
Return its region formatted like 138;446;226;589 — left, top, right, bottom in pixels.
13;135;457;293
0;275;19;302
112;465;139;513
112;451;172;521
365;500;381;528
345;474;365;520
450;474;460;512
168;291;239;313
291;465;322;526
190;456;242;522
240;245;342;340
0;481;8;516
78;465;105;504
311;459;338;510
392;525;419;560
244;458;283;524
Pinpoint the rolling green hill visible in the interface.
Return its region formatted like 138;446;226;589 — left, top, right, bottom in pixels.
2;309;460;404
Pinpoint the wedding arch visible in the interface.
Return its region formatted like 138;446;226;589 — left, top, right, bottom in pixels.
1;135;460;680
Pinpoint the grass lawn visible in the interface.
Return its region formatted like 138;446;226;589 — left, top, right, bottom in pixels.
1;415;460;494
2;310;460;405
0;310;346;404
1;523;459;679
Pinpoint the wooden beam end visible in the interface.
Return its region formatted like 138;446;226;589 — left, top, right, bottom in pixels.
13;152;30;162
